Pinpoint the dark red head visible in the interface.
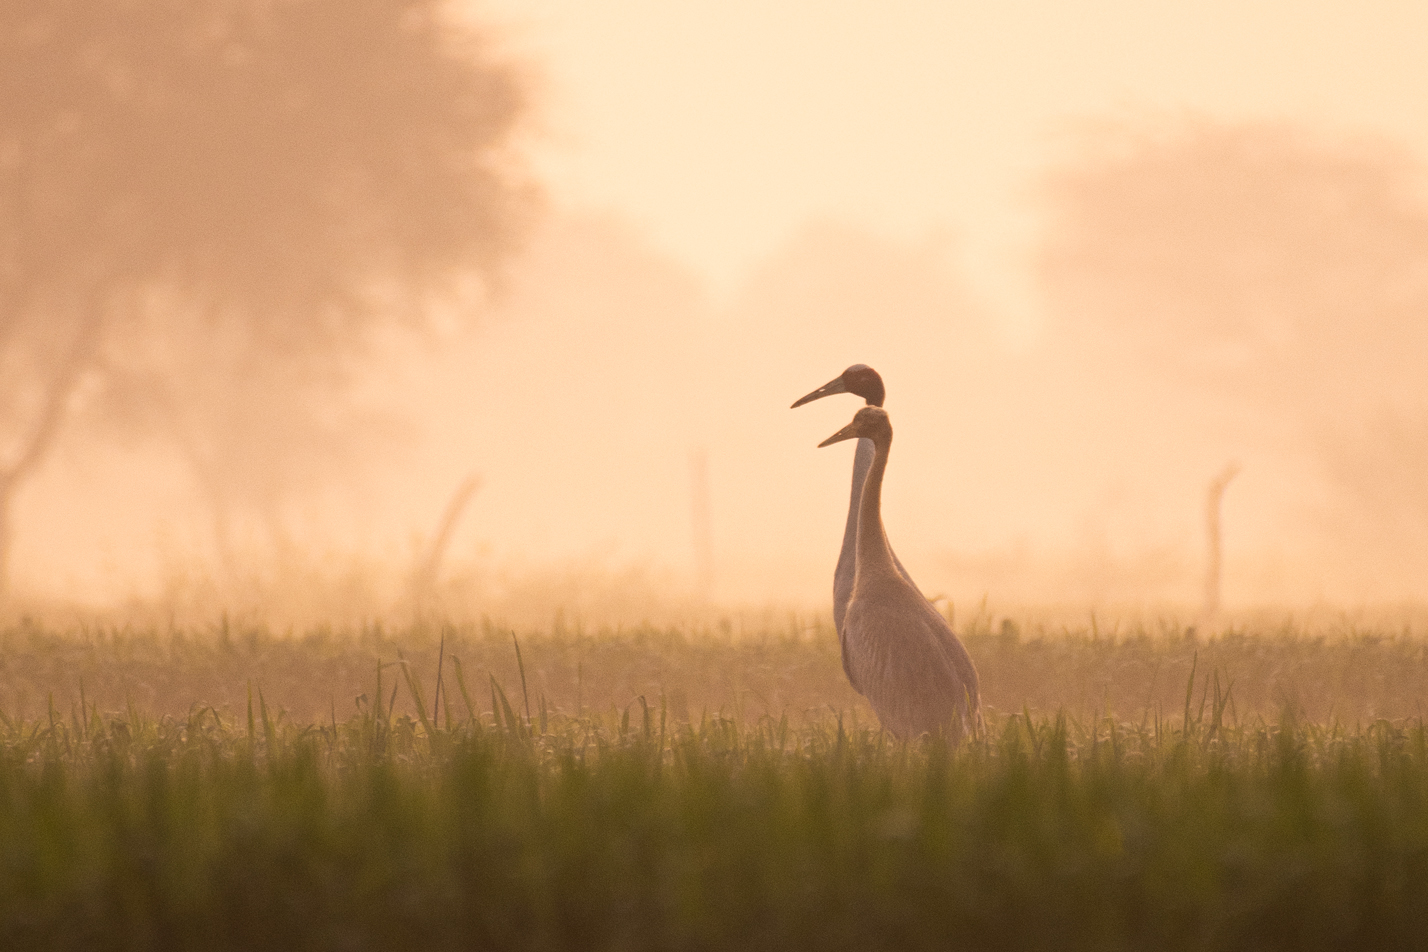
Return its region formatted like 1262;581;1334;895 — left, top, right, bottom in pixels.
790;364;886;409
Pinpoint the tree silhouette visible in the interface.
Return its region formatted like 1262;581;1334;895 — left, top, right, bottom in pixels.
1039;119;1428;584
0;0;532;589
1040;119;1428;407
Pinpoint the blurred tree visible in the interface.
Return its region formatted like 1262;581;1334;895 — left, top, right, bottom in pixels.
0;0;532;589
1039;119;1428;408
1039;118;1428;576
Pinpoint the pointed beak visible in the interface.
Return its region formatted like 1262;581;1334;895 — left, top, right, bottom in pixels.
818;421;860;448
790;373;848;409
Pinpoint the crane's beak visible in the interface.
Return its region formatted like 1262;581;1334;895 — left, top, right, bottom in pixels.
818;421;861;447
790;373;848;409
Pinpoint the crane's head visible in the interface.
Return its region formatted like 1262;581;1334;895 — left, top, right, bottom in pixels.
819;406;892;448
790;364;886;409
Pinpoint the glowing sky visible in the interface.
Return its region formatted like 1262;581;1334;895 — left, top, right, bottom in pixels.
20;1;1428;614
483;1;1428;301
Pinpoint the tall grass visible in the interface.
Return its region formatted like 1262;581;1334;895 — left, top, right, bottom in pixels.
5;660;1428;951
9;614;1428;725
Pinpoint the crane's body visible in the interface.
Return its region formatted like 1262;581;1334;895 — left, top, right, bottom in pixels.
819;406;981;740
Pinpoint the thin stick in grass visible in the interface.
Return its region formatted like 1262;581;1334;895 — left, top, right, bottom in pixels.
451;656;477;726
434;629;446;731
513;632;531;725
397;652;435;737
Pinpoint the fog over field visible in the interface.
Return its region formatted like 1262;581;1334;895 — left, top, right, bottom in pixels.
6;2;1428;621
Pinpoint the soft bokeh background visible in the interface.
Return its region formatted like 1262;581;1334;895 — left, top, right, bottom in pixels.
7;1;1428;623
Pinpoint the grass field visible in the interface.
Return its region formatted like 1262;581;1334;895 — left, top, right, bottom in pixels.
7;610;1428;725
6;613;1428;950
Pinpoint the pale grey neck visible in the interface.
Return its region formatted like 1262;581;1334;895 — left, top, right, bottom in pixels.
832;437;875;632
854;433;899;580
843;437;876;564
833;436;917;632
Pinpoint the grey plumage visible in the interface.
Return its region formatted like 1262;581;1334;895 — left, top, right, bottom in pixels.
836;436;920;625
833;437;919;691
792;364;917;689
820;406;980;740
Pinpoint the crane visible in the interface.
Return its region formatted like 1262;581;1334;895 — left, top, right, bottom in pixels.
818;406;981;740
791;364;918;636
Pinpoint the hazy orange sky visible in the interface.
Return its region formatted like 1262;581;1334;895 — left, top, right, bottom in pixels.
483;0;1428;312
15;1;1428;618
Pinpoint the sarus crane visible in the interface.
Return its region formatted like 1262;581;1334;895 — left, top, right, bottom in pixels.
791;364;918;634
817;405;981;740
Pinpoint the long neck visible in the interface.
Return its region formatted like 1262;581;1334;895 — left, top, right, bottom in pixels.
833;437;875;626
854;431;898;582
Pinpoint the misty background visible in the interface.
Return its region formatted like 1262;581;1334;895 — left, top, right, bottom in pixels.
4;1;1427;624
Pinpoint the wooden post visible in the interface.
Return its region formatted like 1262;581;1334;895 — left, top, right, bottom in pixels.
1203;463;1241;623
690;448;713;599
